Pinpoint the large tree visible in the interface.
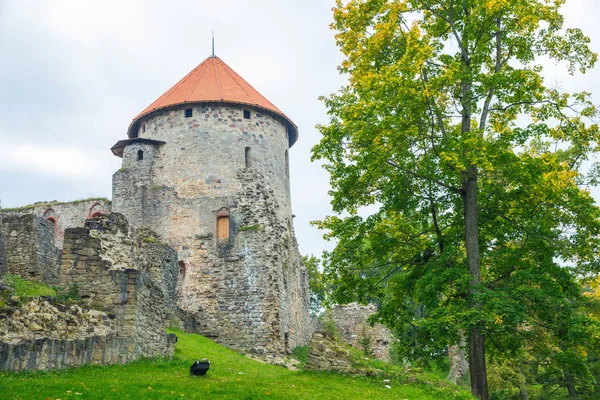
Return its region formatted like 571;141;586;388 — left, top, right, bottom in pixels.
313;1;600;398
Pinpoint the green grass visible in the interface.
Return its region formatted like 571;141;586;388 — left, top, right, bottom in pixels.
0;329;473;399
1;197;110;212
2;275;56;297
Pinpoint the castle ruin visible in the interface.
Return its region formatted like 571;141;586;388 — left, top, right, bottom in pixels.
0;54;312;362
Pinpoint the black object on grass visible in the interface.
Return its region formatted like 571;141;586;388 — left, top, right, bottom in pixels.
190;359;210;376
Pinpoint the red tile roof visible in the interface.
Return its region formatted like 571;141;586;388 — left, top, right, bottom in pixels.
127;56;298;146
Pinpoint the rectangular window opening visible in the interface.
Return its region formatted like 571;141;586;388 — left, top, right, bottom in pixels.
185;108;193;118
243;110;251;119
245;147;251;168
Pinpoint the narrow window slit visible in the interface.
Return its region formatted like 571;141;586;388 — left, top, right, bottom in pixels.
245;147;251;168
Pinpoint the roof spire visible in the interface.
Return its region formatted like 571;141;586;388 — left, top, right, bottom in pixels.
211;31;215;57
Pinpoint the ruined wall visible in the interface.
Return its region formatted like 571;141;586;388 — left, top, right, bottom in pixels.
0;231;6;275
0;333;177;372
329;303;393;362
0;199;111;247
59;213;177;358
0;214;60;284
305;331;353;373
112;103;311;355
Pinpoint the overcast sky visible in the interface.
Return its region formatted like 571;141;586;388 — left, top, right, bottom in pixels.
1;0;599;258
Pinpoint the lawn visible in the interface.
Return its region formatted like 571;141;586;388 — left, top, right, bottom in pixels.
0;329;473;399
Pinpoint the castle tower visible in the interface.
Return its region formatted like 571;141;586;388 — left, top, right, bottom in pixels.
111;55;312;354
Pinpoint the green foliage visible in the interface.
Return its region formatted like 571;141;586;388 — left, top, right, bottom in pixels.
321;309;339;338
53;284;81;303
0;329;474;399
2;275;56;298
291;345;309;365
238;224;263;232
358;324;374;357
303;254;328;316
1;197;110;212
313;0;600;398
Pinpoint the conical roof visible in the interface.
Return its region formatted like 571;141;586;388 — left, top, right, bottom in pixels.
128;56;298;146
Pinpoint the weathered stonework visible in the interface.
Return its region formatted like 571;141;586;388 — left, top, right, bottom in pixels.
0;298;114;343
329;303;393;362
112;103;312;355
0;333;177;372
0;231;6;275
0;199;110;248
0;214;61;284
60;214;177;350
305;331;353;373
0;212;178;372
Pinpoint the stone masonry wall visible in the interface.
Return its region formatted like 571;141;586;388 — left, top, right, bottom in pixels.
329;303;393;362
168;169;312;355
112;102;313;357
305;331;353;373
1;199;111;248
0;231;6;275
0;333;177;372
59;213;177;359
0;214;60;284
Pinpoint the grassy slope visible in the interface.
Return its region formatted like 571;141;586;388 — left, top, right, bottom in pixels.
1;329;473;400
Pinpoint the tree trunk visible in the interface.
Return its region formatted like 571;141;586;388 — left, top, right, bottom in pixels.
519;362;529;400
463;169;489;400
564;370;577;398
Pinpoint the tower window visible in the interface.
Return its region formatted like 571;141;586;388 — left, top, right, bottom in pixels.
285;150;289;179
245;147;251;168
142;123;146;133
243;110;251;119
216;208;230;240
185;108;193;118
137;150;144;161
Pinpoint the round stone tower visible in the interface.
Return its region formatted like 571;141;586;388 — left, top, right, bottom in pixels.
111;55;311;354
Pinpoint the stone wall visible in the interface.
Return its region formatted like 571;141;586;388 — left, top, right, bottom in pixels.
0;333;177;372
1;199;111;247
0;214;60;284
60;214;177;352
168;169;312;355
113;109;313;356
329;303;393;362
305;331;353;373
0;231;6;275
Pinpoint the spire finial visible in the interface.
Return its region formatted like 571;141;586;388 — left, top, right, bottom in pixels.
212;31;215;57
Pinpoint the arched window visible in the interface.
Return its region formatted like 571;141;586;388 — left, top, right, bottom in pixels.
87;202;107;219
137;150;144;161
43;208;59;234
245;147;251;168
216;208;230;240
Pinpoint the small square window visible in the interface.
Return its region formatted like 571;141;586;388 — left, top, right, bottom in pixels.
243;110;251;119
185;108;193;118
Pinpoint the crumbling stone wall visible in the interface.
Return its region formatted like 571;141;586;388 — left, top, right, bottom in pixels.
305;331;353;373
0;214;60;284
0;199;110;248
329;303;393;362
58;213;178;360
0;333;177;372
0;298;114;342
0;231;6;275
